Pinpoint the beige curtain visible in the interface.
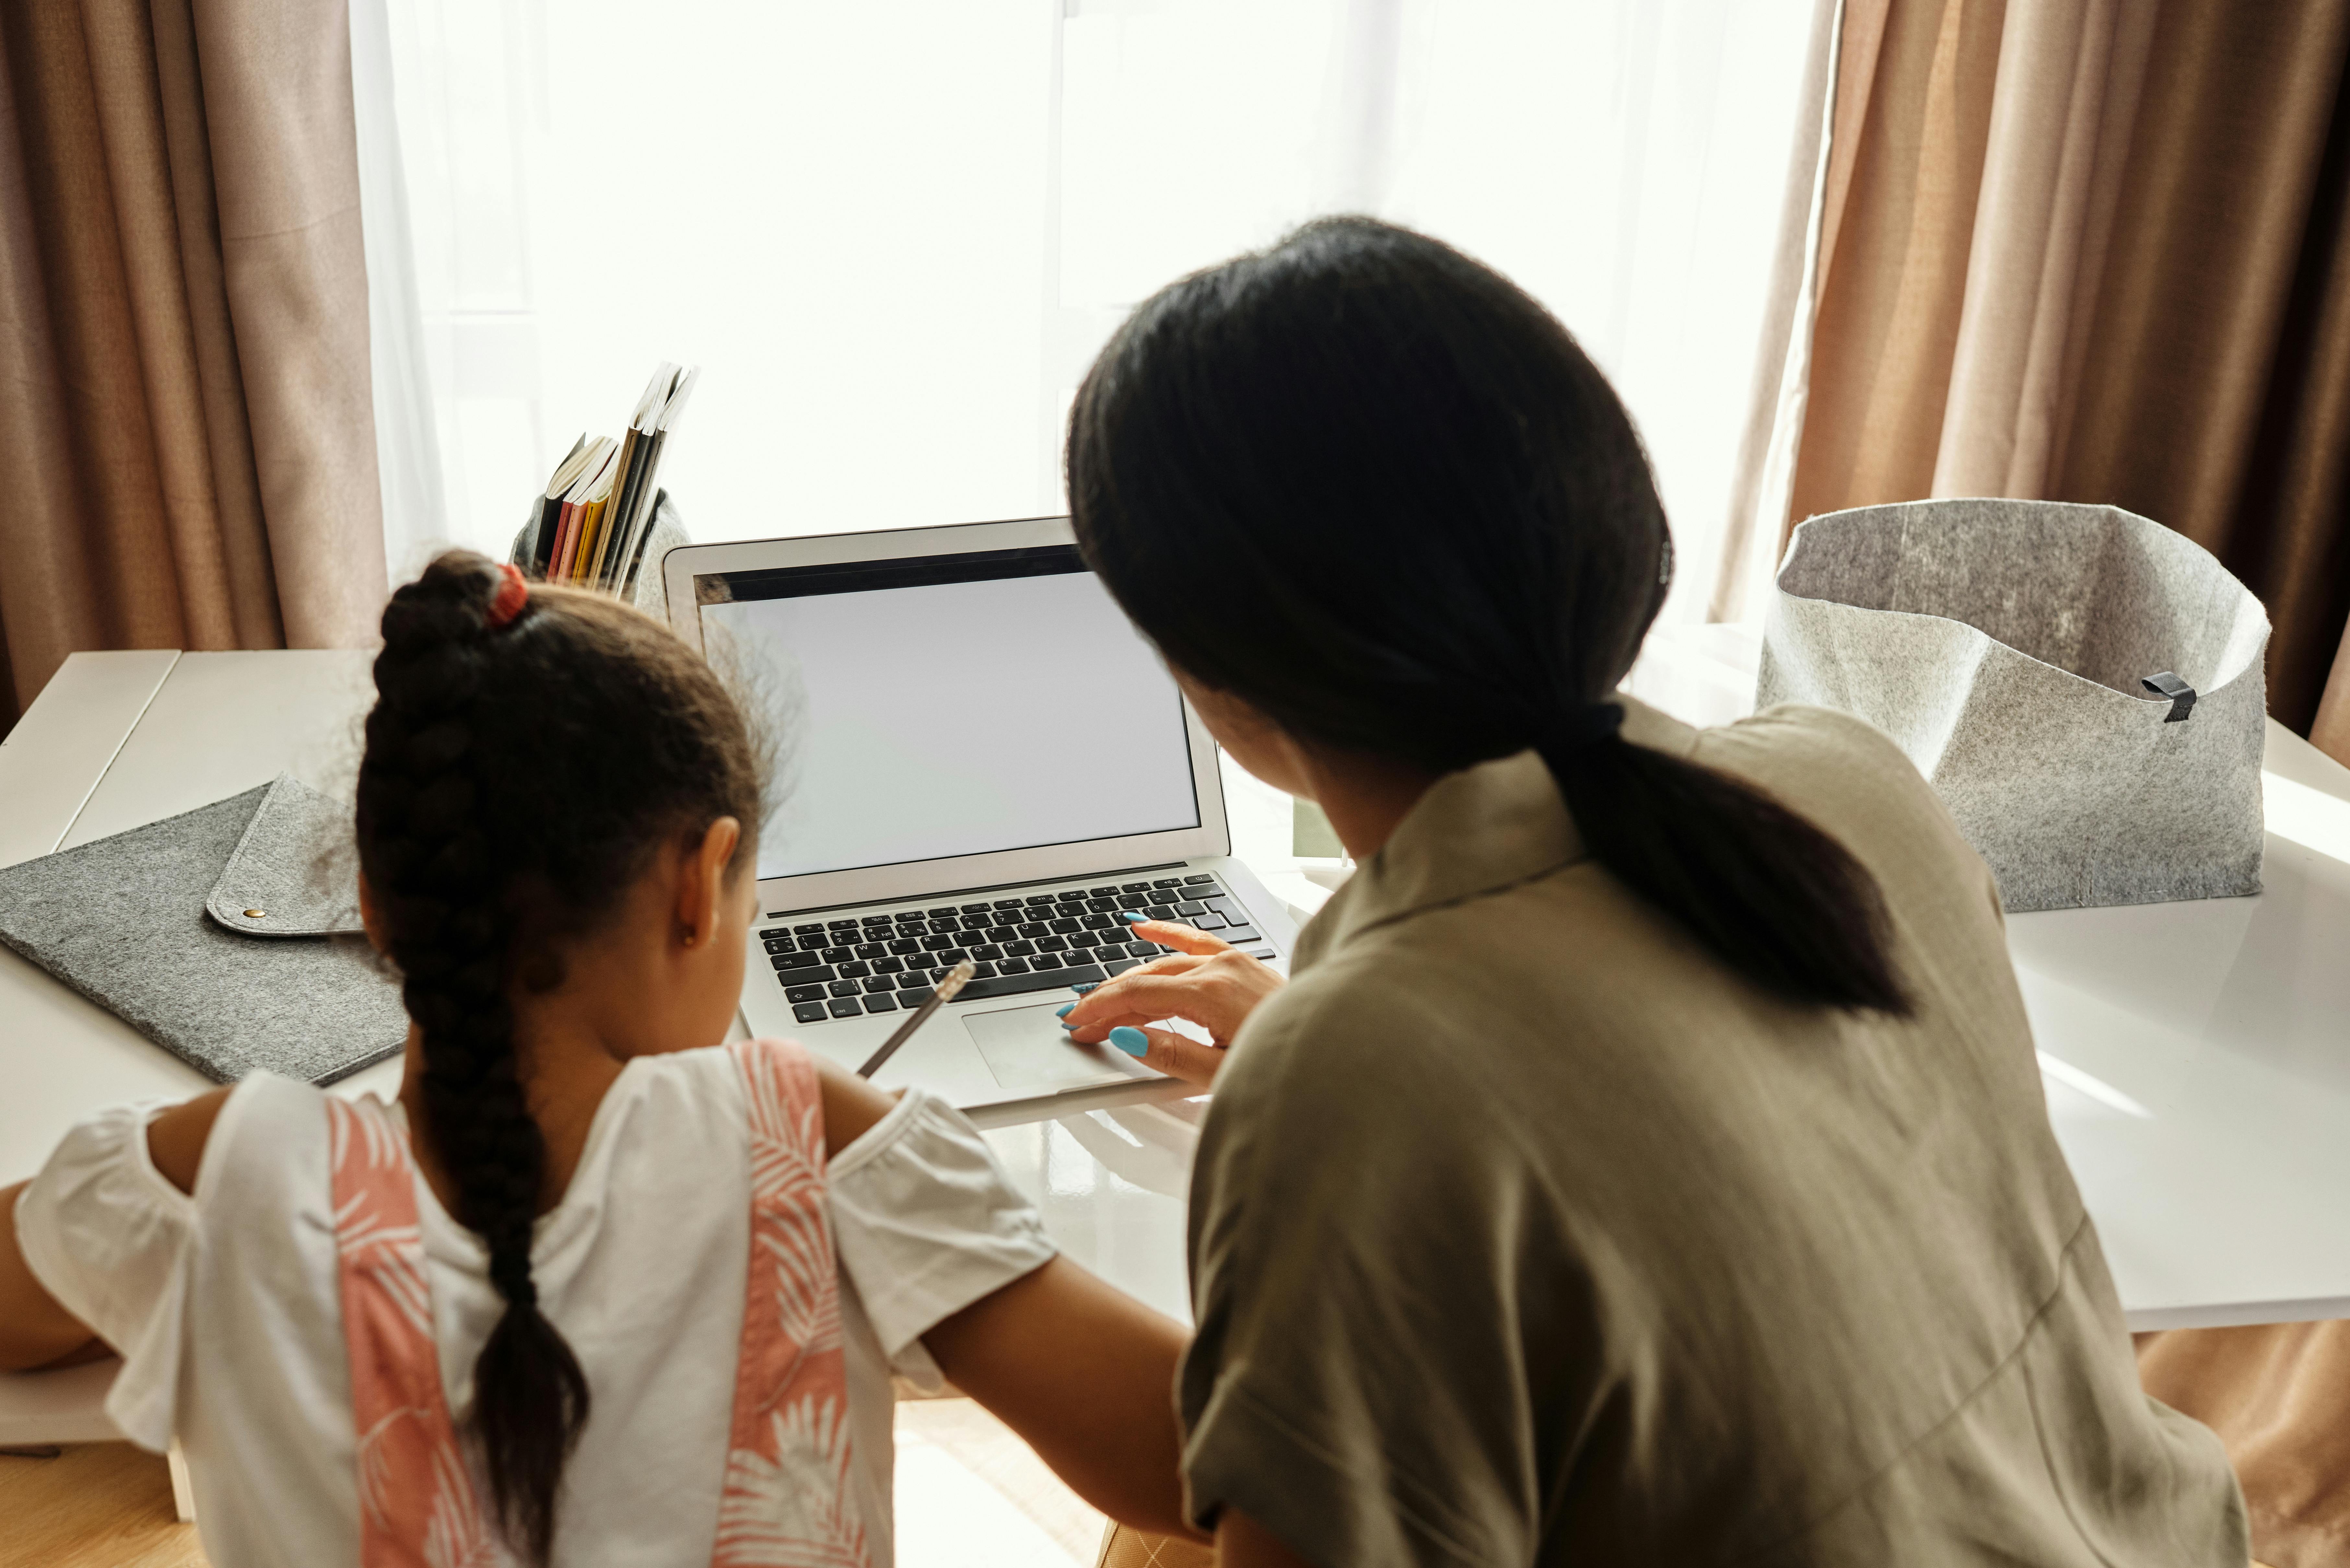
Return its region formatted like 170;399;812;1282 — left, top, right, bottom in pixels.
0;0;387;735
1710;0;2136;621
1776;0;2350;739
2139;1326;2350;1568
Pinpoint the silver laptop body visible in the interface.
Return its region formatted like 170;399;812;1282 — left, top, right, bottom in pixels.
665;516;1296;1124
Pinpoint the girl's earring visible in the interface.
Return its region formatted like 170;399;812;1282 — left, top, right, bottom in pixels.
683;931;698;949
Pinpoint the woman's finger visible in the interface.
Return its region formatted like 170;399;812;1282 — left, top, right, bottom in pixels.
1063;960;1266;1044
1104;951;1208;980
1116;916;1233;958
1063;972;1226;1036
1104;1025;1225;1087
1069;954;1204;1002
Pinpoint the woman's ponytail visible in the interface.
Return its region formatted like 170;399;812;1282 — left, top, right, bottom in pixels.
1539;711;1910;1015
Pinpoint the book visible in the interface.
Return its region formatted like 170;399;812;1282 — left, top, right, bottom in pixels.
523;362;700;595
527;434;596;575
589;365;680;587
550;436;618;582
614;366;699;596
565;440;626;583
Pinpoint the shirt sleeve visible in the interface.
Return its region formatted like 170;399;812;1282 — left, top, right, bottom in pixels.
826;1087;1055;1387
1178;988;1588;1568
13;1096;205;1450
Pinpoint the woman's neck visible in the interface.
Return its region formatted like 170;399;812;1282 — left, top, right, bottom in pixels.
1300;750;1442;860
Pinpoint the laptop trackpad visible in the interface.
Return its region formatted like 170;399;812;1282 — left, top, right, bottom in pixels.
965;1003;1152;1093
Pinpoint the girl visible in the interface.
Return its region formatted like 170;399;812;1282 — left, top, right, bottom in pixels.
1056;217;2248;1565
0;556;1197;1565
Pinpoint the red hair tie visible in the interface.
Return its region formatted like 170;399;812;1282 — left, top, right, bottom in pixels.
486;562;529;630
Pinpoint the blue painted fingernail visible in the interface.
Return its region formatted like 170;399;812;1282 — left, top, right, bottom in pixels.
1071;981;1099;994
1119;911;1145;924
1055;1002;1075;1017
1109;1026;1148;1057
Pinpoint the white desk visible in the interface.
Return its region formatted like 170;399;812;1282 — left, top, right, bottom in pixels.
5;635;2348;1441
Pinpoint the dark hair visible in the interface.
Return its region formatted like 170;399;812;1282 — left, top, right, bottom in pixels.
356;553;765;1561
1067;216;1909;1016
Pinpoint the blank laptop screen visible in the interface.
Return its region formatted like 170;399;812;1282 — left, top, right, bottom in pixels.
695;544;1200;880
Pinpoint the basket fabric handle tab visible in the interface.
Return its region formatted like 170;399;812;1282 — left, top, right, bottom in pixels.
2141;671;2197;723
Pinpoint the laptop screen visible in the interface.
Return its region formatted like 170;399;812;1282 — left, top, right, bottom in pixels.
695;544;1201;880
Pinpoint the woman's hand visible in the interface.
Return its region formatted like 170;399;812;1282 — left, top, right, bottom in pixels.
1059;919;1285;1086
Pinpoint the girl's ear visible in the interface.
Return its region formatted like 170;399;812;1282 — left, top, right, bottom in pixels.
676;817;743;950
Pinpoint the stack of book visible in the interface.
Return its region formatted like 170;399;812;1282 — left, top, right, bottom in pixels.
521;362;700;594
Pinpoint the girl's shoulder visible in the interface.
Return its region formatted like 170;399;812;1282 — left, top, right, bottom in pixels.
575;1040;815;1183
616;1039;787;1126
198;1071;338;1209
22;1073;329;1240
185;1048;760;1219
192;1045;778;1208
622;1038;747;1094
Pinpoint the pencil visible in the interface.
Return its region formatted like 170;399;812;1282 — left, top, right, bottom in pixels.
856;959;977;1079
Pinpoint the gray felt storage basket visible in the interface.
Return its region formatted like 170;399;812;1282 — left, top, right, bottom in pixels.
1756;498;2269;913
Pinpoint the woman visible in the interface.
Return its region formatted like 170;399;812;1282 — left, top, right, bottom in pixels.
1056;218;2247;1565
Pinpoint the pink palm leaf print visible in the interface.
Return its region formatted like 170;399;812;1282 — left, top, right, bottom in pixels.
329;1096;499;1568
713;1040;869;1568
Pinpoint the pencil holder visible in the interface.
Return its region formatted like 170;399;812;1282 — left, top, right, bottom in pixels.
1757;498;2269;912
510;487;690;624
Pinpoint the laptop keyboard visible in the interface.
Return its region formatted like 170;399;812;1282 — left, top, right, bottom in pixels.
759;872;1270;1026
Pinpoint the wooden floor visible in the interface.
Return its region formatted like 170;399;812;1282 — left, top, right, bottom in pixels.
0;1400;1104;1567
3;1434;2269;1567
0;1443;204;1568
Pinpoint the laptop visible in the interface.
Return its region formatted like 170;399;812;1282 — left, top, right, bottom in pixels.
664;515;1297;1121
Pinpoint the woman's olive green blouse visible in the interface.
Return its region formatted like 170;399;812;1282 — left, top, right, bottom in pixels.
1178;698;2244;1566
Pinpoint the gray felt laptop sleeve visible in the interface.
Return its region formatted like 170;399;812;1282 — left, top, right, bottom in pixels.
0;775;407;1084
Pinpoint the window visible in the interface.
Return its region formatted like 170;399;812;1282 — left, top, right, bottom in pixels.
376;0;1814;633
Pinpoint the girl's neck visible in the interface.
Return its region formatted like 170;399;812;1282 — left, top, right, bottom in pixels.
386;846;755;1223
395;1020;627;1220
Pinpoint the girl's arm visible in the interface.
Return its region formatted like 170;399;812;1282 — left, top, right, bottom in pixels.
0;1182;96;1370
923;1255;1200;1540
814;1057;1203;1540
0;1088;226;1372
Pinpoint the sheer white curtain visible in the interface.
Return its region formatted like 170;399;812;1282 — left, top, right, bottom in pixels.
350;0;449;585
1052;0;1819;627
365;0;1819;620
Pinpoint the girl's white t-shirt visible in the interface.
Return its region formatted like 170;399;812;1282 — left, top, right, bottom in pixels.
15;1046;1057;1568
